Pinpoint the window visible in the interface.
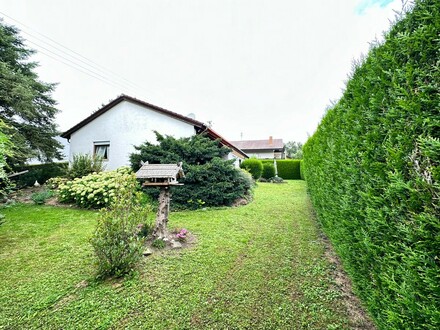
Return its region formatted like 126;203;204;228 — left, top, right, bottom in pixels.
94;142;109;160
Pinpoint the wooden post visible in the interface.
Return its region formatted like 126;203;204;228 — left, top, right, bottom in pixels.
153;186;171;239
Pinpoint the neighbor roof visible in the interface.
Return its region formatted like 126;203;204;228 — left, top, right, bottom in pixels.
230;139;284;151
61;94;248;159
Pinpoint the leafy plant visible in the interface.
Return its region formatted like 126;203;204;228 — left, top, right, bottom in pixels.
31;190;54;205
68;153;105;179
240;158;263;180
151;239;166;249
90;181;151;278
58;167;137;208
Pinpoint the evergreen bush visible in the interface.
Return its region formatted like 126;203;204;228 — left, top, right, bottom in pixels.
261;163;276;179
240;158;263;180
130;132;254;210
303;1;440;328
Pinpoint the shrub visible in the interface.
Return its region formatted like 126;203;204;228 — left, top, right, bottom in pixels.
240;158;263;180
262;163;276;179
130;133;254;210
68;154;105;179
303;2;440;328
31;190;54;205
275;160;301;180
12;162;68;188
300;160;305;180
90;183;151;278
58;167;137;208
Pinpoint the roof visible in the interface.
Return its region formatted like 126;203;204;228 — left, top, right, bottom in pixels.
230;138;284;151
136;163;184;180
61;94;248;159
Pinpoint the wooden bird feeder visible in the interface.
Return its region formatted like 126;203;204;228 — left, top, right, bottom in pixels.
135;161;185;239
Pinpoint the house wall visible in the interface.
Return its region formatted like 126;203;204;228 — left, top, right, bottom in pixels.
244;150;276;159
68;101;196;170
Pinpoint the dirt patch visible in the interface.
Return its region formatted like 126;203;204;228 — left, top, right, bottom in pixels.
6;185;71;207
321;233;376;330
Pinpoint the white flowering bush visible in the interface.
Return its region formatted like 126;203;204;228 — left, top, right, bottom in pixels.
58;167;137;208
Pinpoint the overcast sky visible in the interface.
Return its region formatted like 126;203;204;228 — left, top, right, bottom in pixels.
1;0;405;143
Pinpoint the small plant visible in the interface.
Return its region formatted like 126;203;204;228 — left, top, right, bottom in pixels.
175;228;188;242
68;153;105;179
151;239;166;249
31;190;54;205
90;179;151;278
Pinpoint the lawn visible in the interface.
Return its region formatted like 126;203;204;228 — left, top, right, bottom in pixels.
0;181;371;329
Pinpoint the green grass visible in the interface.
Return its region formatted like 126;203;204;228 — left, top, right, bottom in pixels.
1;182;360;329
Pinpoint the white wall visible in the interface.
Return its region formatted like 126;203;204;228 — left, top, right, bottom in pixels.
246;151;275;159
68;101;196;170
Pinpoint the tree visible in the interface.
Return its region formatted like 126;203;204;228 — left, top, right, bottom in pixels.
0;119;14;200
0;20;62;167
284;141;303;159
130;132;254;210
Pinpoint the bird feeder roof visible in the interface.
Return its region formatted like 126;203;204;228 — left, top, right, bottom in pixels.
135;162;184;180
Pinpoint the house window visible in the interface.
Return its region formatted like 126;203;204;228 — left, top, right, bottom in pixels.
94;142;109;160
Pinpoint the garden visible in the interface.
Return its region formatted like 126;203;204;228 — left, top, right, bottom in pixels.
0;181;373;329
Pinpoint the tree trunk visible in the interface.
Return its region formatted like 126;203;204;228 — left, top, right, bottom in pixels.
153;187;170;239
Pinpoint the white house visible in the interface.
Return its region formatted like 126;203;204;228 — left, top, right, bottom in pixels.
61;95;247;170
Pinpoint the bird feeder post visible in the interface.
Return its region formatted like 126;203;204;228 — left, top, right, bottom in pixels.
135;161;184;240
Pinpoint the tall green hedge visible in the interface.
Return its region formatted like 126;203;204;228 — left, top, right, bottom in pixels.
303;1;440;329
262;159;301;180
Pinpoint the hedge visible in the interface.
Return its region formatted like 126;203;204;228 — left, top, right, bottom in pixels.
12;162;68;188
240;158;263;180
261;159;301;180
261;163;276;179
303;1;440;328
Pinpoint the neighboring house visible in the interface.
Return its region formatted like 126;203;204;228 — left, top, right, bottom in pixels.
231;137;285;159
61;95;247;170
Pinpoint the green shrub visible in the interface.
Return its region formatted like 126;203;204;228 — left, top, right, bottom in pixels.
12;162;68;188
264;160;301;180
240;158;263;180
300;160;305;180
90;183;151;278
31;190;54;205
68;154;105;179
130;133;254;210
262;163;276;179
303;2;440;328
58;167;137;208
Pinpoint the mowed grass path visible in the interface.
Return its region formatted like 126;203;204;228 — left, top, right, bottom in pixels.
1;182;357;329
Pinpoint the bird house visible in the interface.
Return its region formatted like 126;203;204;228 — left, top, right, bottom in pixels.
135;161;185;187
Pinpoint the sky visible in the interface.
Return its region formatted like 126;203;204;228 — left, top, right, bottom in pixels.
0;0;406;144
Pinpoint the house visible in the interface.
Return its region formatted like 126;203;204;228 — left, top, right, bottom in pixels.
230;137;285;159
61;95;247;170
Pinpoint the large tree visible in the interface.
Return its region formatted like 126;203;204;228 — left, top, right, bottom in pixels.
0;20;62;167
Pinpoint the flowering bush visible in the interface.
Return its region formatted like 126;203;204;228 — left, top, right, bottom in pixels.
90;183;152;278
175;228;188;242
58;167;137;208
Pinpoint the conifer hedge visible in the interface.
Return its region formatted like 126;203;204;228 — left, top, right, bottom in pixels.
303;1;440;328
262;159;301;180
